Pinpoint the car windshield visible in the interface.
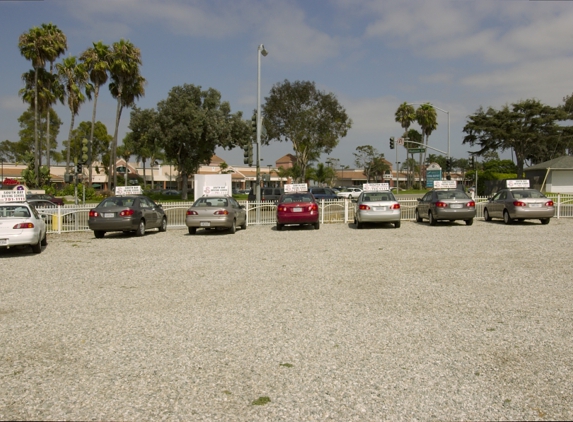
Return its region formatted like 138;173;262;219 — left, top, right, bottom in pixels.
193;197;228;207
436;191;469;200
280;194;313;203
101;197;135;207
0;205;31;218
362;193;394;202
511;189;546;199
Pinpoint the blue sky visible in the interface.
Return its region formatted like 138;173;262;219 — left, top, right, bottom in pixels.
1;0;572;169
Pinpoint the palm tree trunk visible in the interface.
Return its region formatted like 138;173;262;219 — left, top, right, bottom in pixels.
142;158;146;190
111;96;122;189
66;112;76;171
34;67;40;186
88;85;100;188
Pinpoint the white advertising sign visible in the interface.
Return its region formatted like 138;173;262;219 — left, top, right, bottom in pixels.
506;179;530;188
115;186;142;196
363;183;390;192
203;186;230;196
284;183;308;193
433;180;457;189
0;190;26;203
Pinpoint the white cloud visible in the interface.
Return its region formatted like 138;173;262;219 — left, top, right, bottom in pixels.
0;95;26;112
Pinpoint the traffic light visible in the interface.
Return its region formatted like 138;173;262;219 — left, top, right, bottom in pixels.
446;157;452;172
251;115;257;138
469;156;475;167
243;142;253;166
389;137;395;149
76;163;83;174
81;138;88;164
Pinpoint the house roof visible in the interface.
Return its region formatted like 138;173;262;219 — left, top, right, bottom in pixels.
525;155;573;171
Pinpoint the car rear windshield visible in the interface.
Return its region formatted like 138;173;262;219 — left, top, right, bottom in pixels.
436;191;470;200
0;206;31;218
193;197;228;207
101;197;135;207
512;189;546;199
362;193;395;202
280;194;313;203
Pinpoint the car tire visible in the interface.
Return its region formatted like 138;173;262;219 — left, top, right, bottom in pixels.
31;236;42;254
94;230;105;239
313;222;320;230
41;231;48;246
188;227;196;235
229;219;236;234
429;212;437;226
540;218;550;225
136;219;146;236
503;210;512;225
240;218;247;230
276;223;283;231
484;208;492;221
415;209;423;223
465;218;474;226
159;217;167;232
394;221;401;229
356;220;362;229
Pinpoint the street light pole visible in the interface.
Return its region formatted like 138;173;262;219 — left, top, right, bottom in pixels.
256;44;268;206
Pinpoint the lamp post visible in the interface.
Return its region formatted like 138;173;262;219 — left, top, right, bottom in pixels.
256;44;268;205
267;164;272;186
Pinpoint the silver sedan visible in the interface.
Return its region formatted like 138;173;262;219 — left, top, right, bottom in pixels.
354;191;401;229
185;196;247;234
415;189;476;226
483;188;554;224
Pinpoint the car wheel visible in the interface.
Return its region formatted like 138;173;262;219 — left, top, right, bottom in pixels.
276;223;283;231
31;236;42;254
313;221;320;230
136;219;146;236
188;227;196;235
94;230;105;239
356;220;362;229
159;217;167;232
465;218;474;226
240;218;247;230
429;212;437;226
503;210;512;225
41;231;48;246
415;209;423;223
484;208;492;221
394;221;401;229
229;219;236;234
540;218;550;225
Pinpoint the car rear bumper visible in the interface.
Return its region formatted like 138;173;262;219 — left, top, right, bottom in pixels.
357;210;401;223
277;212;319;225
511;207;554;219
0;230;41;247
434;208;476;221
186;216;234;228
88;217;140;232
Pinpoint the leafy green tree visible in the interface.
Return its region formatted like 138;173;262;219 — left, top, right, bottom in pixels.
157;84;250;200
107;39;144;188
263;80;352;182
306;162;336;185
57;56;92;172
64;121;112;169
463;99;566;177
370;156;390;183
353;145;387;182
81;41;111;187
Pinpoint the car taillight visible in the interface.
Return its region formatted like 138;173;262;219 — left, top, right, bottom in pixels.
513;201;526;207
391;203;401;209
89;210;99;218
214;210;229;215
186;210;198;215
435;201;448;208
545;200;554;206
119;209;135;217
467;201;475;207
13;223;34;229
359;204;370;210
278;206;287;212
309;203;318;212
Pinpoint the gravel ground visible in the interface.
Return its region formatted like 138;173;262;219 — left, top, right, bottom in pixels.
1;219;572;421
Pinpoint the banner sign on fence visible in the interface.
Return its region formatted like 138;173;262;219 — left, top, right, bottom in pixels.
115;186;142;196
0;190;26;203
284;183;308;193
363;183;390;192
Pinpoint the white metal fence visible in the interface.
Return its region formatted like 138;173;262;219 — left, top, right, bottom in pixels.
37;194;573;234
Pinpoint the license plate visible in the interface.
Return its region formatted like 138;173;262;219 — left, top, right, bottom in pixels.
104;213;115;218
450;204;463;209
529;203;542;208
373;206;387;211
0;239;7;246
293;208;302;212
200;221;211;227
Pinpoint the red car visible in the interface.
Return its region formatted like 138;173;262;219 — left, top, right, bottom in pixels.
276;192;320;230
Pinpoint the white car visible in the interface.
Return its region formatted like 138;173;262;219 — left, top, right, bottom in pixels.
0;202;47;253
337;187;362;200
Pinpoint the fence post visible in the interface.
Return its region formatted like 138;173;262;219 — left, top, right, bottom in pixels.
557;193;561;219
246;200;250;226
344;198;349;223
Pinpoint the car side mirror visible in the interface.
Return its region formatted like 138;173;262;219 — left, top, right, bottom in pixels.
417;198;422;202
240;205;245;209
157;204;163;208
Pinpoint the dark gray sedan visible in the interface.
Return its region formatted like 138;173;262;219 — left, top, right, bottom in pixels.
415;189;476;226
483;188;554;224
185;196;246;234
88;195;167;238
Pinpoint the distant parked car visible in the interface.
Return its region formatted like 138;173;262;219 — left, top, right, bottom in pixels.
337;187;362;200
88;195;167;238
276;190;319;231
308;187;338;201
415;181;475;226
247;187;284;202
0;201;47;253
26;193;64;206
354;185;401;229
185;195;246;234
162;189;181;196
483;180;554;225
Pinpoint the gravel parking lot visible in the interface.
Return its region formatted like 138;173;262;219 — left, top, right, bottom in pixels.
1;219;572;421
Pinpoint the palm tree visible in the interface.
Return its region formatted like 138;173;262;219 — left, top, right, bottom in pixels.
416;103;438;187
107;39;144;189
56;56;92;172
39;23;67;172
80;41;110;187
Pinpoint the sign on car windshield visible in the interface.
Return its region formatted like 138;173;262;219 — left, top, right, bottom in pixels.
115;186;142;196
363;183;389;192
506;180;530;188
284;183;308;193
0;190;26;203
203;186;230;196
433;180;457;189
